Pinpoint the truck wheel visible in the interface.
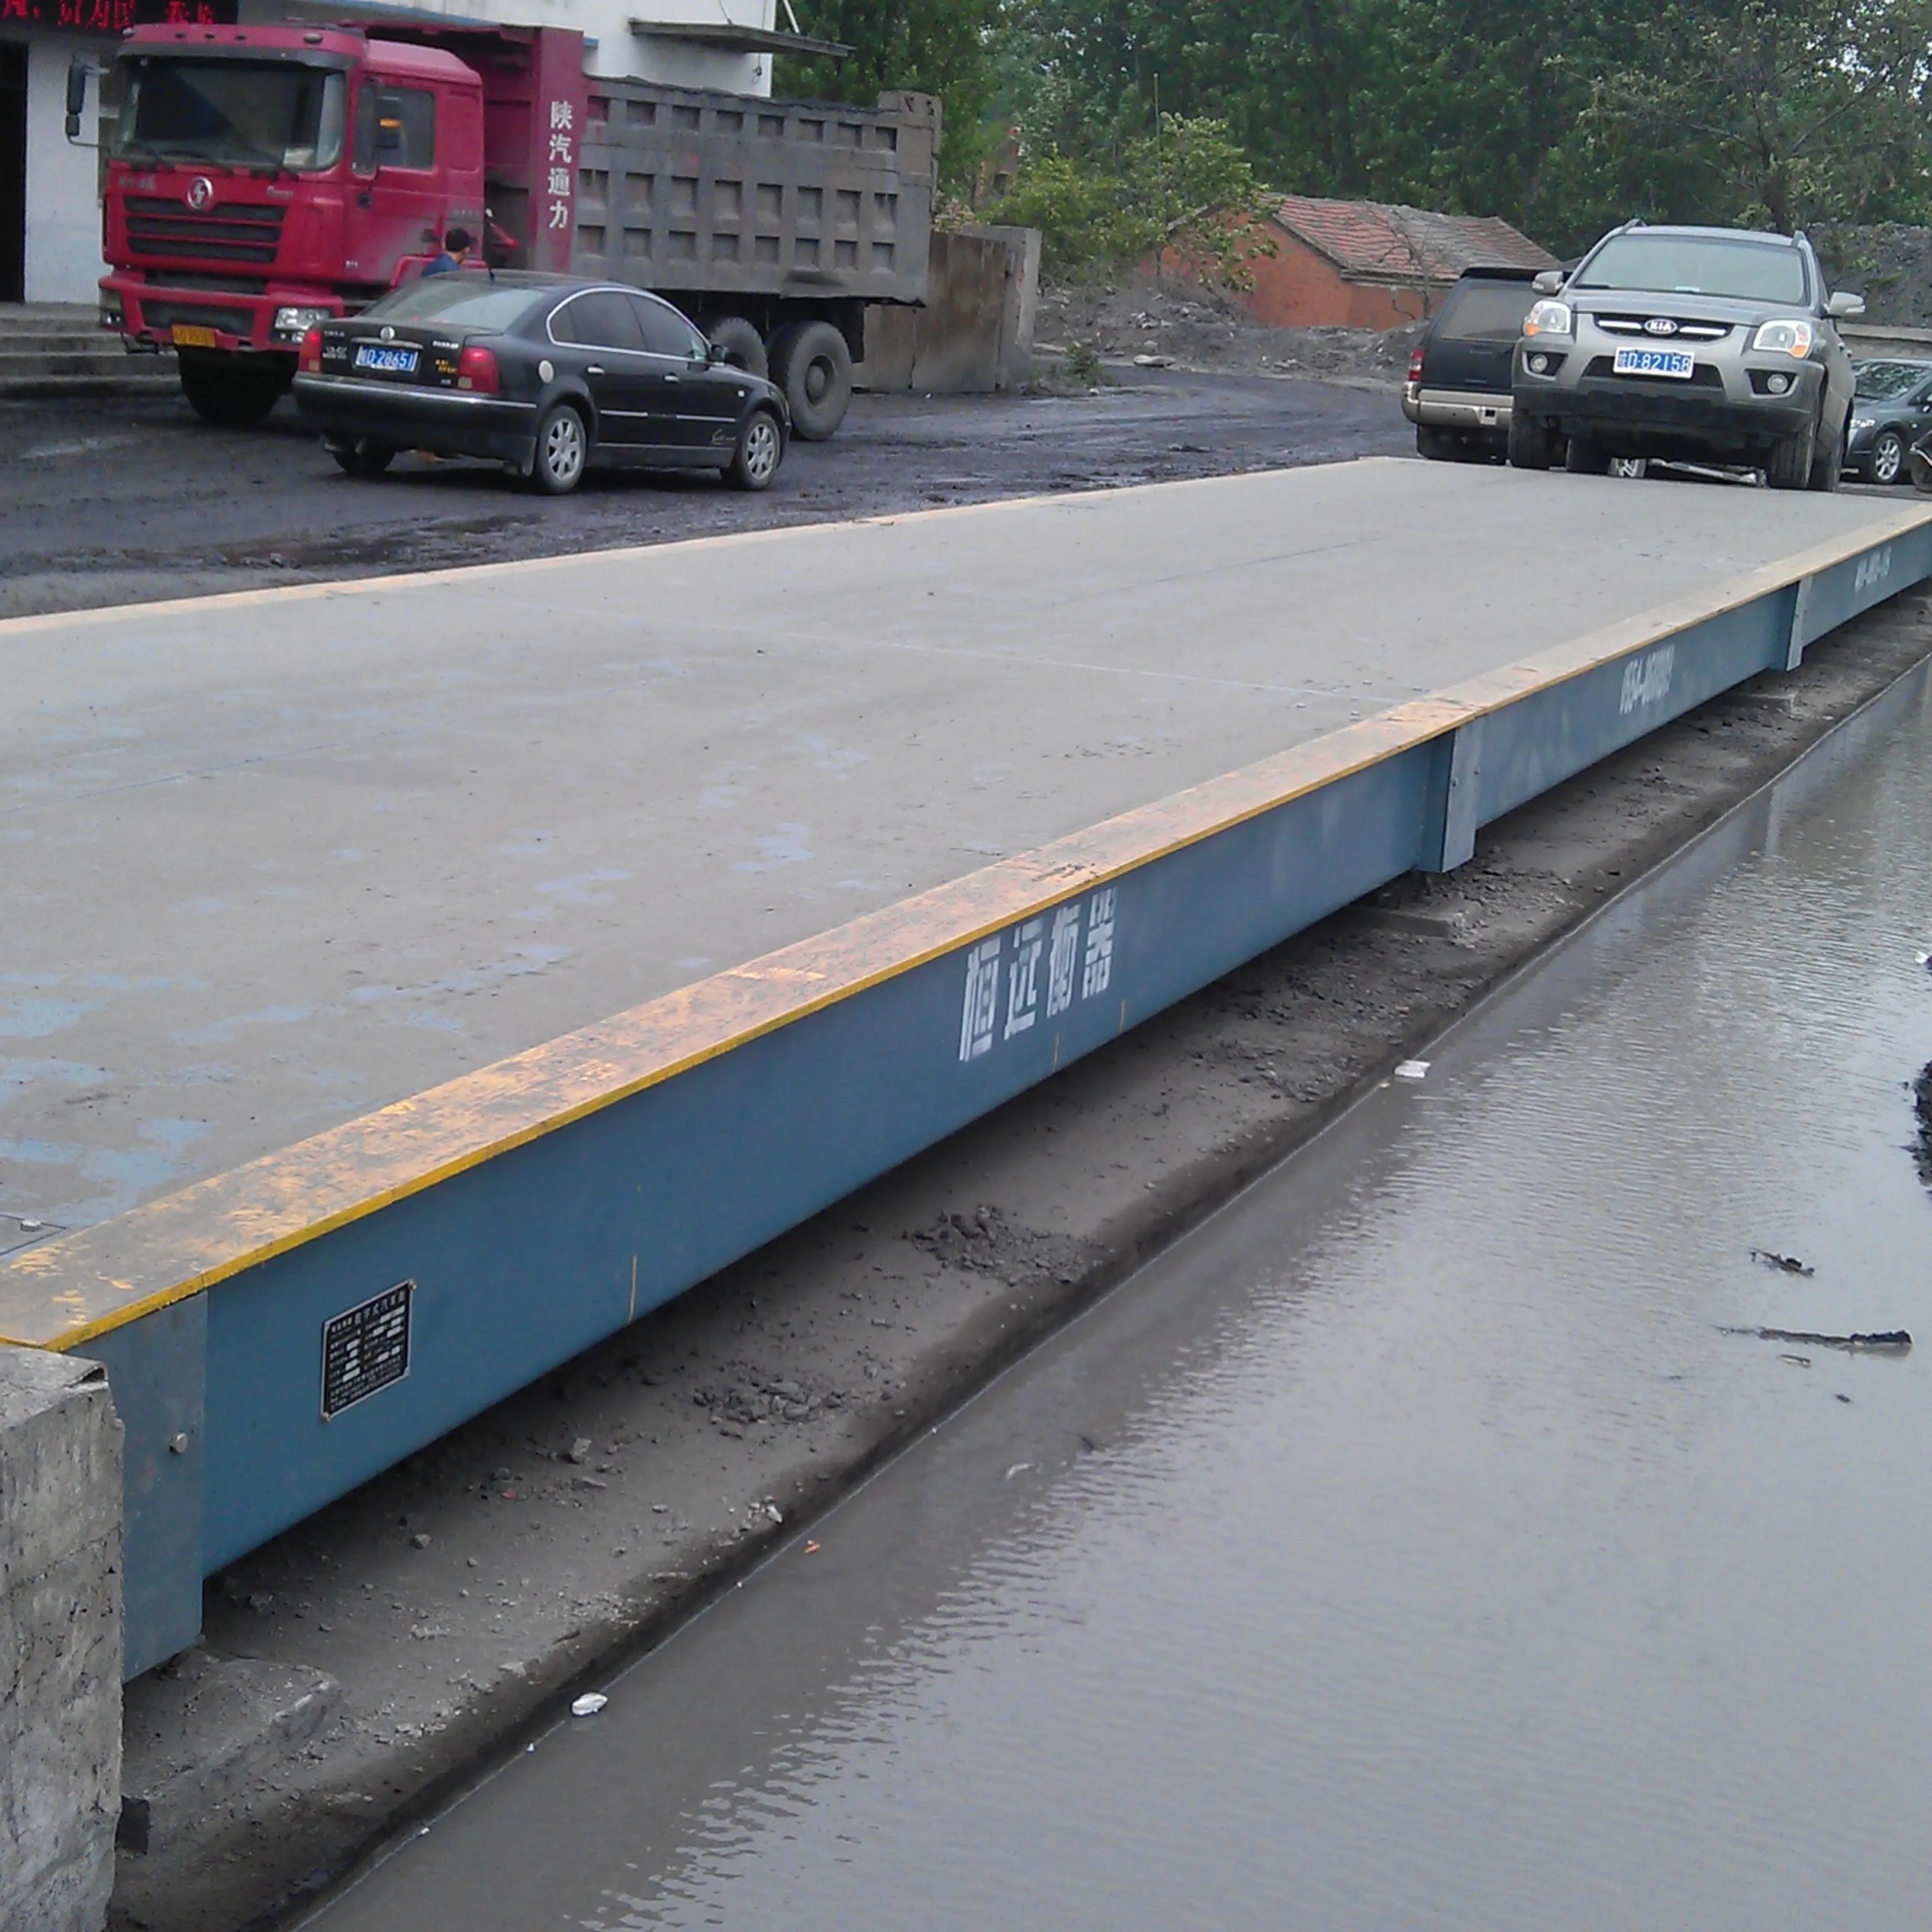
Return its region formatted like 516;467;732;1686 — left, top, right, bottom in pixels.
1807;413;1844;492
704;315;768;381
725;408;784;492
327;437;395;478
1765;424;1812;490
768;320;852;441
179;356;282;428
1506;411;1554;471
528;401;587;495
1564;434;1612;475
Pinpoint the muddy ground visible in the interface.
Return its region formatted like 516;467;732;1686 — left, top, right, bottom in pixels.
1037;272;1427;384
0;362;1406;620
105;577;1932;1931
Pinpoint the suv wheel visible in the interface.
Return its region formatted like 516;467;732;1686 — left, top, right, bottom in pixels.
1765;424;1812;490
1565;435;1612;475
1507;412;1555;471
1807;413;1845;492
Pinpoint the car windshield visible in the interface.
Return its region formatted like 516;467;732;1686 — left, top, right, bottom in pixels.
1437;282;1537;342
360;280;543;331
1575;233;1808;304
114;57;347;172
1854;360;1928;400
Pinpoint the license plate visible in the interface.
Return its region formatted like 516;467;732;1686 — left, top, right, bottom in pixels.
353;344;418;374
1612;346;1695;380
170;323;218;349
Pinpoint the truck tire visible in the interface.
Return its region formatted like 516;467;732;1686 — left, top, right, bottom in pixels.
528;401;588;495
1564;434;1611;475
725;407;784;491
704;315;768;381
179;355;284;428
1765;424;1812;490
1507;411;1555;471
1807;413;1844;492
768;320;852;440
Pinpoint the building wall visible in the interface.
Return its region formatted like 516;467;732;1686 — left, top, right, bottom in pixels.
17;31;115;303
260;0;777;91
1239;227;1428;331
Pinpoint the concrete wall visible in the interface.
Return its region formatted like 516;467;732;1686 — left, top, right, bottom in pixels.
858;224;1039;395
1237;226;1429;330
259;0;777;90
0;1344;123;1932
20;31;115;303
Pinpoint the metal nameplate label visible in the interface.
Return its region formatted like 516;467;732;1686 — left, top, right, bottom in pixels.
320;1280;413;1419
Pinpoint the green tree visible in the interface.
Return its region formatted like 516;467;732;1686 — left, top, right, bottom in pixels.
775;0;1009;189
990;114;1279;282
1575;0;1932;233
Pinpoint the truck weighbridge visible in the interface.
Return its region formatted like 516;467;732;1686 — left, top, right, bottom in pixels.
2;458;1927;1673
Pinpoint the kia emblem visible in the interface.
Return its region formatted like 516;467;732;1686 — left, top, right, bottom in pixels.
185;176;215;212
1643;317;1679;336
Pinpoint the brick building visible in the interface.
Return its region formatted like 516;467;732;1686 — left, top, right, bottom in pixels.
1238;196;1556;330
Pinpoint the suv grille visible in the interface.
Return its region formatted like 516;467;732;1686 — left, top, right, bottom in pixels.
125;197;285;265
1593;313;1733;340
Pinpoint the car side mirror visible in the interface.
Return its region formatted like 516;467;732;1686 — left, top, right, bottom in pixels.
65;58;87;139
707;341;731;365
1826;290;1865;319
1532;269;1563;295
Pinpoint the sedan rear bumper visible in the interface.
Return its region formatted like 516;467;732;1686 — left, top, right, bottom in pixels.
294;374;538;463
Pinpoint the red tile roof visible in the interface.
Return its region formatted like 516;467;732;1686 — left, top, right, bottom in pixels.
1273;197;1556;285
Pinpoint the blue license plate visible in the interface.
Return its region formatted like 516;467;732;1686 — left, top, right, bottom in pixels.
353;344;418;374
1612;346;1694;380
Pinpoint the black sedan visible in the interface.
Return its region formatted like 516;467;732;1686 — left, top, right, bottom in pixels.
293;273;790;495
1844;358;1932;485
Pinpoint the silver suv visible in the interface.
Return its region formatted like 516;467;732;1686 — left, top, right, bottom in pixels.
1508;223;1862;488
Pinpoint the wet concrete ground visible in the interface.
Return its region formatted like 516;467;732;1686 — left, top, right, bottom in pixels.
0;368;1406;619
300;664;1932;1930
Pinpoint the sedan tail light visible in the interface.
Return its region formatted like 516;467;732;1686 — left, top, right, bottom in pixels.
299;327;323;374
1407;346;1425;383
456;344;500;394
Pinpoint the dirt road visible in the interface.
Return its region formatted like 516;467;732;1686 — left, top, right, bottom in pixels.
0;366;1406;620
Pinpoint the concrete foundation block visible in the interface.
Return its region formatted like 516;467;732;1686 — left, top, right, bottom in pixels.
0;1344;123;1932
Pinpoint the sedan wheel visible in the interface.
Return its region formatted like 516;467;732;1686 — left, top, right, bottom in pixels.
530;403;587;495
726;410;783;492
1870;429;1906;486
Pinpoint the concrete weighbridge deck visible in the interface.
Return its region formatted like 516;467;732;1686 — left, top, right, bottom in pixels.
4;457;1928;1672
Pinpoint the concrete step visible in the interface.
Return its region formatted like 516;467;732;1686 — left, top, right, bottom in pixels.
0;347;160;376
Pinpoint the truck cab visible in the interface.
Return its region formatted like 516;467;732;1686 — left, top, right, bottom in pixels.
99;25;487;424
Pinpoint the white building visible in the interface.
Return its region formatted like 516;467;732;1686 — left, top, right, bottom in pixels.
2;0;836;302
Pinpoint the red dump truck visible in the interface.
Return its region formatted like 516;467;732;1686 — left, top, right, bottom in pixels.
88;21;937;434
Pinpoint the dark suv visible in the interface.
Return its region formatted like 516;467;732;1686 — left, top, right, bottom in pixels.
1508;223;1862;488
1403;266;1543;461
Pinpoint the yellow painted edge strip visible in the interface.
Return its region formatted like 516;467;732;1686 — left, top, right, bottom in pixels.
5;494;1928;1349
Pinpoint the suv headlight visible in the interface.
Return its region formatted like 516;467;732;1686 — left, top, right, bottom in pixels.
1523;299;1573;339
273;305;334;339
1751;318;1814;358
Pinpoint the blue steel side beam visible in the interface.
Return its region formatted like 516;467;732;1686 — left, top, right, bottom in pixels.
3;505;1928;1677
